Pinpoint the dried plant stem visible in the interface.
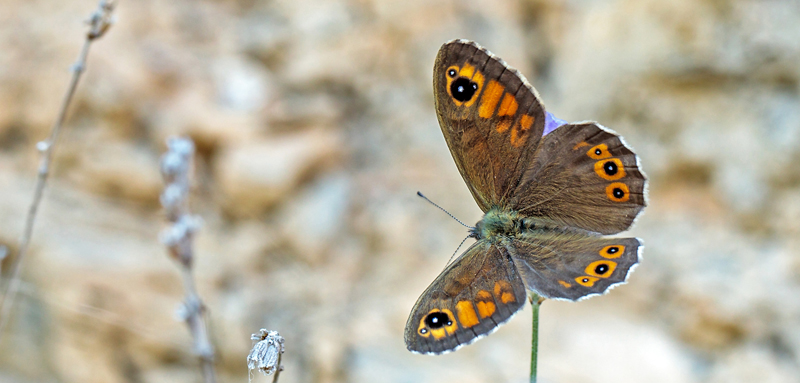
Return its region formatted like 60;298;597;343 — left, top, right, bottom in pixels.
181;268;216;383
272;353;283;383
529;292;543;383
160;137;216;383
0;0;115;344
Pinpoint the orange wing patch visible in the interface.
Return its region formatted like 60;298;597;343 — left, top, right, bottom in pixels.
497;93;518;116
479;80;504;118
458;63;476;78
475;290;496;318
510;124;524;147
558;280;572;288
573;141;590;150
509;115;535;148
463;65;484;107
444;65;459;101
496;119;512;134
493;280;516;304
455;301;480;328
519;115;534;131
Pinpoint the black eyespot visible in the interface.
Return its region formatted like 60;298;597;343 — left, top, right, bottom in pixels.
424;312;451;329
448;69;457;77
595;149;602;155
607;247;619;254
450;78;478;102
613;188;625;199
595;264;609;275
419;328;427;334
604;161;618;176
582;278;589;283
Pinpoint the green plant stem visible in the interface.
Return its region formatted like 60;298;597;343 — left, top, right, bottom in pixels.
529;292;542;383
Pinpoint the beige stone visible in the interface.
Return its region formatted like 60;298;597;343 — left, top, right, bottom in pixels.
215;130;342;218
69;140;163;204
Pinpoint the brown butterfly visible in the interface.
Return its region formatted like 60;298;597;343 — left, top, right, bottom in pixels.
404;40;647;354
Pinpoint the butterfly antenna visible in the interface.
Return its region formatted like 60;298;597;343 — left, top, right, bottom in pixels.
446;234;471;266
416;191;474;229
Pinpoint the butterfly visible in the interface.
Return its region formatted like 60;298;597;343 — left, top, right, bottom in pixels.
404;40;647;354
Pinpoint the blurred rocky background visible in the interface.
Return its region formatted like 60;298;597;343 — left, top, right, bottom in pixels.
1;0;799;382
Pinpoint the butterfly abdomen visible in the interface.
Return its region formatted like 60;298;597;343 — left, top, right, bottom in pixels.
475;207;576;241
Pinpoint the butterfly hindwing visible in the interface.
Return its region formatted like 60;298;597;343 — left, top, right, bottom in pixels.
434;40;546;211
404;240;527;354
511;122;647;234
506;231;641;301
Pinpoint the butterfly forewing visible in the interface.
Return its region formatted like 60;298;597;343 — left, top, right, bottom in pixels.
404;240;527;354
434;40;546;211
511;122;647;234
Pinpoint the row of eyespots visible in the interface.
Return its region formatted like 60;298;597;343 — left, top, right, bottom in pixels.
417;280;517;337
573;245;626;287
586;143;632;203
575;260;616;287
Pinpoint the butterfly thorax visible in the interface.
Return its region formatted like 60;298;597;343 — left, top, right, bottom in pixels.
471;208;525;242
472;207;570;242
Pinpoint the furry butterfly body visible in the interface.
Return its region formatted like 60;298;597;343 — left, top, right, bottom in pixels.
405;40;647;355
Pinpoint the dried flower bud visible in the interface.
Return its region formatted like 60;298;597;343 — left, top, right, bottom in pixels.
86;0;116;40
247;330;285;376
160;184;184;211
167;136;195;156
160;137;194;180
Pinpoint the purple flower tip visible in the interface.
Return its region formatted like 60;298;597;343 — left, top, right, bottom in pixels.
544;112;567;136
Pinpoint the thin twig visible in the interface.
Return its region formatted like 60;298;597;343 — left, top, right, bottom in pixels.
7;279;188;349
0;0;116;344
0;246;7;275
529;292;544;383
160;137;217;383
